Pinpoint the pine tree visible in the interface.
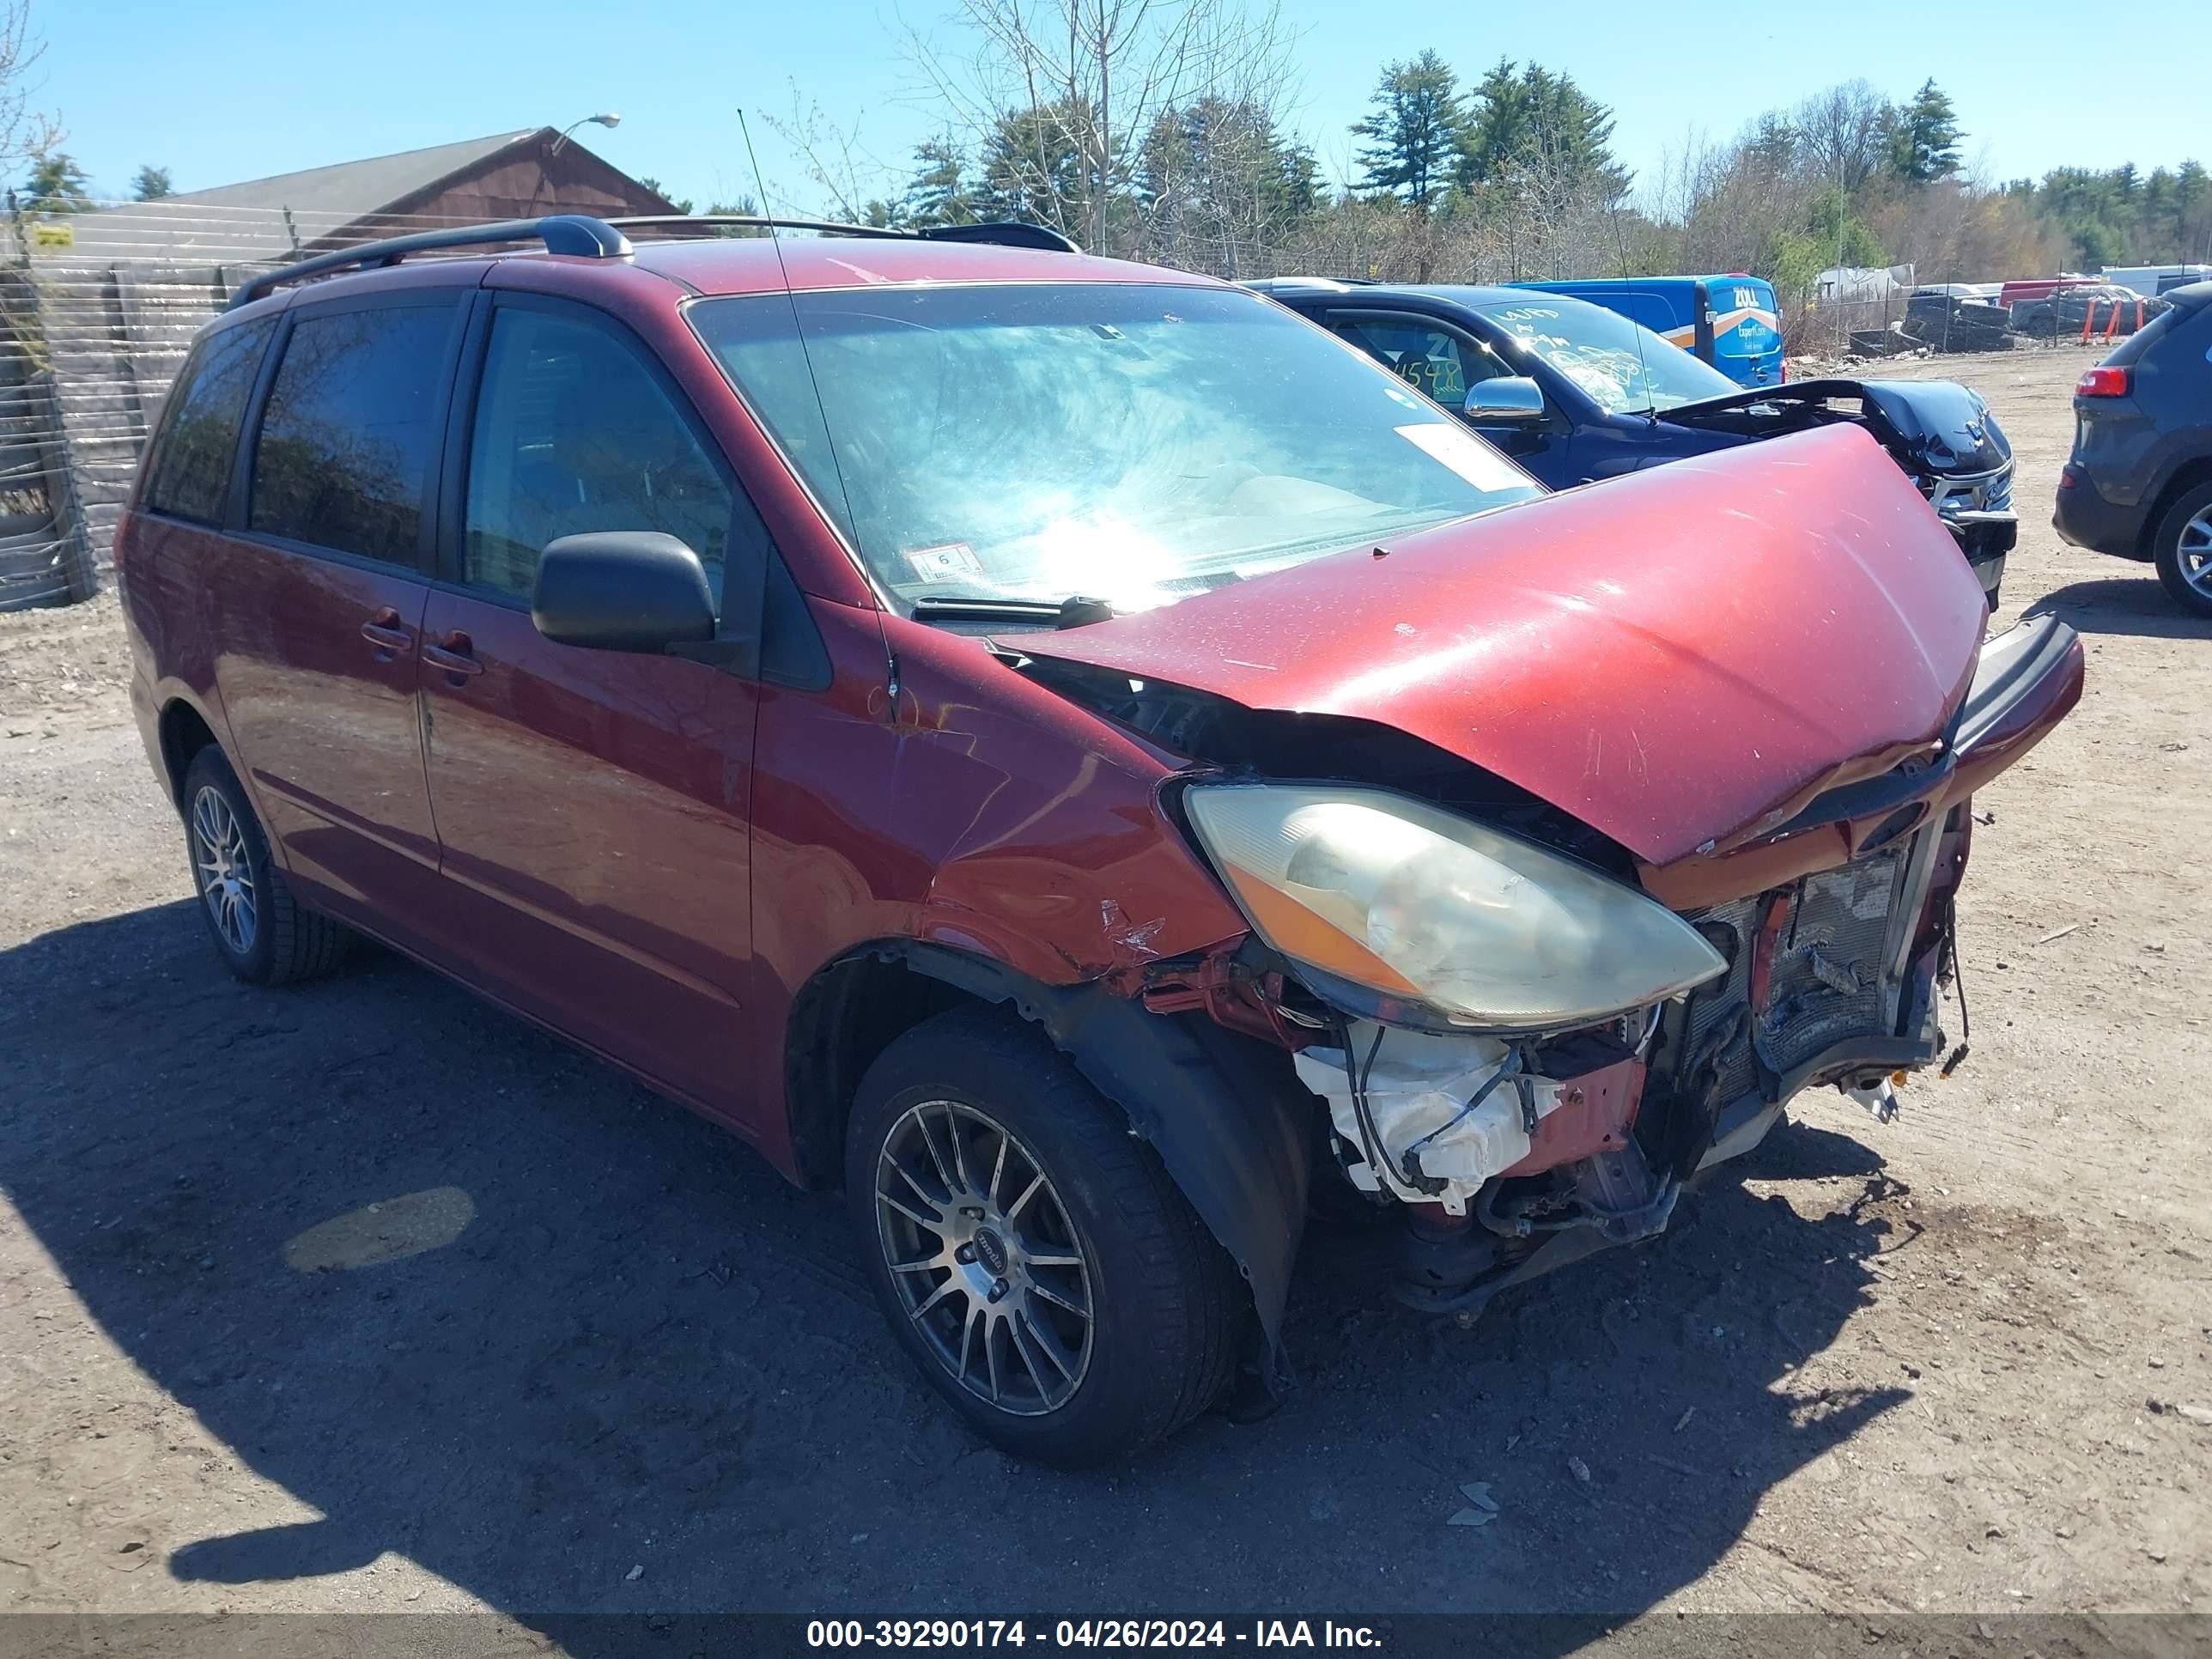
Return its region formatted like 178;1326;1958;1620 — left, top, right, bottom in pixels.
637;177;694;214
1349;51;1467;210
2175;160;2211;262
1888;79;1963;185
1138;97;1318;273
902;139;975;228
131;164;173;202
973;101;1096;237
23;150;94;214
1458;58;1627;200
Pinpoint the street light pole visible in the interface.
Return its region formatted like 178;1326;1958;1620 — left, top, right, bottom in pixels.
550;112;622;156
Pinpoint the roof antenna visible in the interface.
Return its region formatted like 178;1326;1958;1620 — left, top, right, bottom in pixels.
735;106;860;547
1627;292;1657;424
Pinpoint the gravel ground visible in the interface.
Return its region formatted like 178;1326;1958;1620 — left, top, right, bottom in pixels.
0;345;2206;1643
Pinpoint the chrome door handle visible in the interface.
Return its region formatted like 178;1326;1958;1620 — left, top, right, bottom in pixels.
361;609;410;655
422;633;483;680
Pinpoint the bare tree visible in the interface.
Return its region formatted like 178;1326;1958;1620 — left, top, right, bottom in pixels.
762;86;897;224
897;0;1296;255
1792;80;1893;196
0;0;59;179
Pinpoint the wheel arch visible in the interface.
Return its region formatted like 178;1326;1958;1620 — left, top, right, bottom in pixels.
782;938;1314;1383
157;696;225;812
2139;455;2212;556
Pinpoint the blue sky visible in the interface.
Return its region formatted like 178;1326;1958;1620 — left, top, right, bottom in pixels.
36;0;2212;212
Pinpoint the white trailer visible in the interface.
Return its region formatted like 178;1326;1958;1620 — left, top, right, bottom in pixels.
2099;264;2212;298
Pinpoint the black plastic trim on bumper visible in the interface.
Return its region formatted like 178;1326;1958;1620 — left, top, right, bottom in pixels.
1767;746;1956;843
1954;614;2081;757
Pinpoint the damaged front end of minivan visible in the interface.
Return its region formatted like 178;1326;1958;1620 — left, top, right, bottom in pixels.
1008;426;2082;1384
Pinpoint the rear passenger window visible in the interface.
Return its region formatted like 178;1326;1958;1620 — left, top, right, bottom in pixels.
143;319;274;525
249;302;459;565
462;307;732;605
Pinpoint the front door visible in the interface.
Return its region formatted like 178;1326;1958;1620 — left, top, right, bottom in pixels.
417;295;761;1113
211;292;465;924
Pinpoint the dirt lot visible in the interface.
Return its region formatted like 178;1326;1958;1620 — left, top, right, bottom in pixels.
1;344;2207;1643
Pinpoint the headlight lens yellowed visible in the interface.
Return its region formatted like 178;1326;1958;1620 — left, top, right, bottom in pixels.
1185;783;1727;1029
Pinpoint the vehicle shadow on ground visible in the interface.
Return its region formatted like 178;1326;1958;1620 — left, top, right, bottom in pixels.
2025;575;2212;640
0;902;1913;1642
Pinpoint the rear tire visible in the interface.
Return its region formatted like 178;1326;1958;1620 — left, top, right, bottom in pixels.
180;747;351;986
2151;481;2212;617
846;1008;1241;1467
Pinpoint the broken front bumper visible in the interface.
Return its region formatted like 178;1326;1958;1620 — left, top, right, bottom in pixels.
1949;510;2015;607
1382;616;2083;1316
1680;612;2083;1175
1929;461;2017;607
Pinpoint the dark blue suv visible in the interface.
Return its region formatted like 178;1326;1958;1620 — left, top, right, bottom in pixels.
1250;279;2017;607
2054;281;2212;613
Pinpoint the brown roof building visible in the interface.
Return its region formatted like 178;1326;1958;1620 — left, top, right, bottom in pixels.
60;127;681;262
0;130;681;609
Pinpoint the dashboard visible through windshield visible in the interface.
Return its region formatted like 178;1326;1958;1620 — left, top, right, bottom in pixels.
690;283;1541;613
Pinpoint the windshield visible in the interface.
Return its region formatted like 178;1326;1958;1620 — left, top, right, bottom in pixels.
1478;300;1738;416
690;283;1540;613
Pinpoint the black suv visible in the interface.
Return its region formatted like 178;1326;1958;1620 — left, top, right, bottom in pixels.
2055;280;2212;613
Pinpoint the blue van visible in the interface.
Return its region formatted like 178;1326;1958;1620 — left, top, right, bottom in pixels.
1512;275;1784;387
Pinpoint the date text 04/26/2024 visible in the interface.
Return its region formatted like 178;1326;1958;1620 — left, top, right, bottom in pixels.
805;1621;1384;1649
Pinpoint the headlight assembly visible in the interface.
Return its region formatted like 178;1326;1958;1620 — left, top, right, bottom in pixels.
1183;782;1726;1030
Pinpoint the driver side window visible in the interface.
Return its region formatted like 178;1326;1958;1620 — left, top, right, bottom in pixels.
1329;316;1506;408
464;307;733;609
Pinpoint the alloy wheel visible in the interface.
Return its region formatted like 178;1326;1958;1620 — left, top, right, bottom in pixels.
2180;507;2212;600
873;1099;1095;1416
190;785;258;955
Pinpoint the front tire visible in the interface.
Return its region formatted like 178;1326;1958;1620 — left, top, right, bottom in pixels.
846;1009;1241;1466
180;747;351;985
2152;481;2212;617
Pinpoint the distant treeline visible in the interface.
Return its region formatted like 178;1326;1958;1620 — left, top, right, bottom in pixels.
31;0;2204;296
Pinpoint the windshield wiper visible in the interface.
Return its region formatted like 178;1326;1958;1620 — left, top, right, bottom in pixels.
908;594;1118;629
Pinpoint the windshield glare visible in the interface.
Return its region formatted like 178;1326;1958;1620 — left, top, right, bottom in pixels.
1478;300;1738;416
690;283;1540;613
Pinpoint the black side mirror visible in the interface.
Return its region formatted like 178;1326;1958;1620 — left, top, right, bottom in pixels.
532;532;717;653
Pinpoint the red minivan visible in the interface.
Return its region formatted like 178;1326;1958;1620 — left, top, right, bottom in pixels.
118;216;2083;1465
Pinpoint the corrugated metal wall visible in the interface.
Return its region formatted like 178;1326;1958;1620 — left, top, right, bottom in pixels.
0;258;241;610
1;149;675;613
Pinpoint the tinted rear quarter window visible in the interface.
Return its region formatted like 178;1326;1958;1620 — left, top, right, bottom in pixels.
250;301;460;564
2103;305;2179;368
143;319;275;525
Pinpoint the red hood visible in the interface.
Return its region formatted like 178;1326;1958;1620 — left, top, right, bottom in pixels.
1021;424;1990;866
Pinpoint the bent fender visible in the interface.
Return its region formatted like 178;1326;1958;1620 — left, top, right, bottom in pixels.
891;945;1311;1386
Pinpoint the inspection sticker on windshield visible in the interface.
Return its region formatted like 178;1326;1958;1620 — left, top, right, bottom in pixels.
1395;422;1527;492
902;542;985;583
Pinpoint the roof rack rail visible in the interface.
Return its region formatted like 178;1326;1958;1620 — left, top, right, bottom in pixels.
222;211;1079;313
226;215;633;311
919;221;1080;253
605;215;1080;254
1241;276;1377;294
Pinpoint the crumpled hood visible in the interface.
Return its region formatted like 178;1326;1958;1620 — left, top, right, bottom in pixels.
1020;424;1990;866
1671;377;2010;476
1855;380;2010;473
